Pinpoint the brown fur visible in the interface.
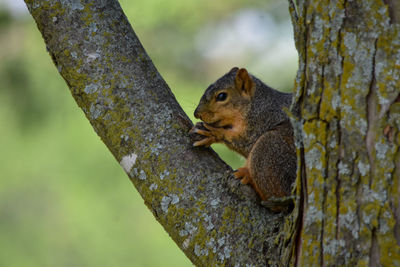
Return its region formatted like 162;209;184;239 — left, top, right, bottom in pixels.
191;68;296;210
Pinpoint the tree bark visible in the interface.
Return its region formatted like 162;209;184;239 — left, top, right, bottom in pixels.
23;0;297;265
289;0;400;265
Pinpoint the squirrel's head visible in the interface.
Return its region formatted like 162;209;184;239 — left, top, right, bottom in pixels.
194;67;255;129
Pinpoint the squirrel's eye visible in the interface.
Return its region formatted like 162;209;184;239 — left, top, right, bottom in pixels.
216;92;227;102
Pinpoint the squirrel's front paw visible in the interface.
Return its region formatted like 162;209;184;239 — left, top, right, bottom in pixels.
189;122;215;147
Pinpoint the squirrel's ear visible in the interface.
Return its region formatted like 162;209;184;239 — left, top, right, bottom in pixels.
235;68;255;97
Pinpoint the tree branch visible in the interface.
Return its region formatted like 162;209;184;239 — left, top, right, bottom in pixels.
24;0;292;265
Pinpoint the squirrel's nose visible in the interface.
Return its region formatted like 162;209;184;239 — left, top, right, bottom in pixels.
194;107;200;119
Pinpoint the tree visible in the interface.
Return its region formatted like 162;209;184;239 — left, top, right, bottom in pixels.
24;0;400;265
289;0;400;265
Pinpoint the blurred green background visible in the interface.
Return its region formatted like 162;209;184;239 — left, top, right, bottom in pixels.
0;0;297;266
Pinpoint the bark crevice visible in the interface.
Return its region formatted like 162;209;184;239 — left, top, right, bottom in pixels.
366;38;378;189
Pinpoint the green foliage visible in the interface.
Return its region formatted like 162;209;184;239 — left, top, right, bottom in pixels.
0;57;48;130
0;1;295;266
0;8;11;27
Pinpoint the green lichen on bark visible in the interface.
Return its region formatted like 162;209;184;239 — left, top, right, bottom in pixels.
290;0;400;265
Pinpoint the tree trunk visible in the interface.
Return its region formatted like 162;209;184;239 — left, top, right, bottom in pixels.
24;0;400;266
289;0;400;265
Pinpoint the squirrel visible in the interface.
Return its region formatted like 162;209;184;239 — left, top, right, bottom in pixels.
190;67;296;211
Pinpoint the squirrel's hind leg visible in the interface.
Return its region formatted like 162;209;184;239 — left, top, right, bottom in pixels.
248;130;296;202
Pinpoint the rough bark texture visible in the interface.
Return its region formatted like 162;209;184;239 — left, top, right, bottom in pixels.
23;0;297;265
289;0;400;265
